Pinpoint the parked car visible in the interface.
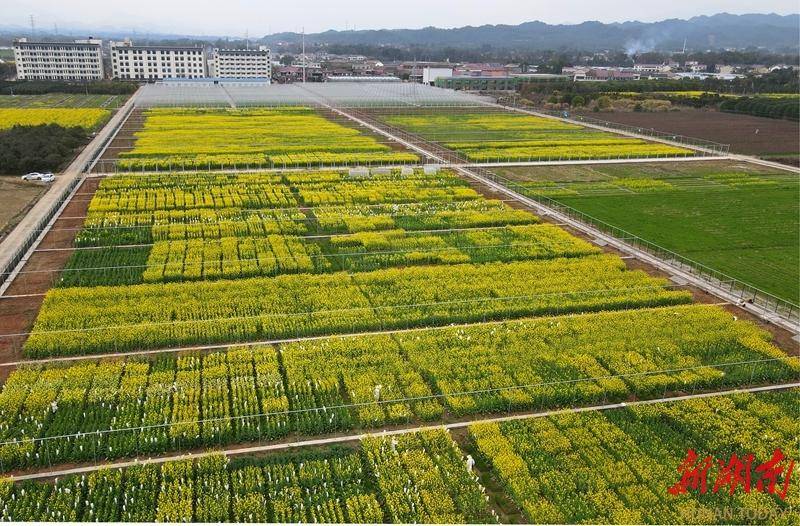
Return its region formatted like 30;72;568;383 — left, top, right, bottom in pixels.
21;172;55;183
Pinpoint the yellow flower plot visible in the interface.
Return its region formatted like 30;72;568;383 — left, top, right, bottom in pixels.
0;108;110;130
118;107;418;169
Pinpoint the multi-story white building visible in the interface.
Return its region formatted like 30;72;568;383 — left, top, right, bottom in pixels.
209;46;271;79
13;38;104;80
632;63;672;74
111;40;206;80
291;56;322;69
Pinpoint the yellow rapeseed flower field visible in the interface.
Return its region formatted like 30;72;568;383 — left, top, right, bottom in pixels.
0;108;110;130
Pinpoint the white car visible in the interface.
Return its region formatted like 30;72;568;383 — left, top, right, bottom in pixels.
21;172;55;183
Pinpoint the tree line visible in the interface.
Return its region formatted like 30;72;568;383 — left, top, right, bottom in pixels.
0;124;87;174
0;80;137;95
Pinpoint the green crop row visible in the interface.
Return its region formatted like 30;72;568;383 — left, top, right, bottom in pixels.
26;254;690;357
470;390;799;524
62;225;597;287
2;305;795;469
74;198;538;248
0;430;494;523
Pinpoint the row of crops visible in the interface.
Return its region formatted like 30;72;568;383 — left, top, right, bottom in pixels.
2;305;796;469
61;224;599;286
471;389;799;524
33;168;700;357
116;108;418;169
381;111;694;161
2;391;797;522
75;199;536;246
0;430;494;523
4;103;798;523
85;170;476;214
0;108;111;130
28;254;691;357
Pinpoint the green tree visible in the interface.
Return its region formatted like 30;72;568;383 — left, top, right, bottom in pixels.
595;95;612;110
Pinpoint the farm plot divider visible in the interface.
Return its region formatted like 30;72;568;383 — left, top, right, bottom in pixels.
514;104;731;156
471;165;800;323
348;109;797;324
0;303;796;472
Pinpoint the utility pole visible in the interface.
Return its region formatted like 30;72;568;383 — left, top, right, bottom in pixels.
245;29;249;50
302;27;306;84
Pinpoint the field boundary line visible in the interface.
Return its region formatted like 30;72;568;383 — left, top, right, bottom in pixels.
329;106;799;333
0;90;141;296
494;103;800;175
8;382;798;481
0;302;698;367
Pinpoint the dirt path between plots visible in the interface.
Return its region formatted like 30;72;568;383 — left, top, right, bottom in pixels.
91;107;144;173
0;177;100;370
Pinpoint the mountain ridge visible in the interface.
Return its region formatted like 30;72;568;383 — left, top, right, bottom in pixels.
260;13;800;52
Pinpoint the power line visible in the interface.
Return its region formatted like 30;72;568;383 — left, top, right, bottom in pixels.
11;240;590;276
9;381;799;482
0;356;796;449
0;284;682;339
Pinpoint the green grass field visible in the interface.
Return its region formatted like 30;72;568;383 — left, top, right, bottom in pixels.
495;161;800;303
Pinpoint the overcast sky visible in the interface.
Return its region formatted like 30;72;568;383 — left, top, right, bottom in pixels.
6;0;799;36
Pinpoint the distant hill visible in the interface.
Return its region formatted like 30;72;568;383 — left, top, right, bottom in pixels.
262;13;800;52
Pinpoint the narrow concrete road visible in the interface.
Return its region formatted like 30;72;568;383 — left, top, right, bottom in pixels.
8;382;798;481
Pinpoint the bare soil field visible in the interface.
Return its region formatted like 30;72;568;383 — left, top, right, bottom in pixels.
579;109;799;162
0;177;99;365
0;177;46;241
